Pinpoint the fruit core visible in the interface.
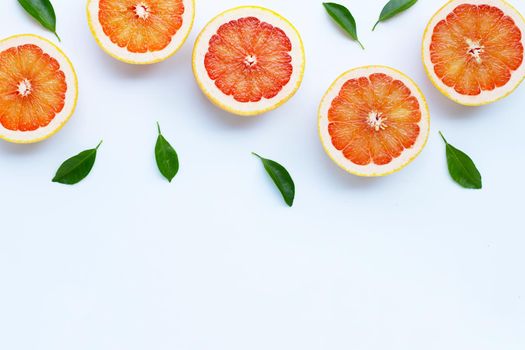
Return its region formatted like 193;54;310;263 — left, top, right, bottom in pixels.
244;54;257;67
17;79;32;97
367;111;388;132
134;3;150;19
466;39;484;64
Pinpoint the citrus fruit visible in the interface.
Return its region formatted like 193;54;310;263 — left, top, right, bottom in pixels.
423;0;525;106
87;0;195;64
318;66;430;177
0;34;78;144
192;6;305;116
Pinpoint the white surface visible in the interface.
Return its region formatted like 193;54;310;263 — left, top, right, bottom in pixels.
0;0;524;349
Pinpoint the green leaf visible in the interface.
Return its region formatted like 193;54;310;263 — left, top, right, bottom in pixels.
17;0;60;41
323;2;364;49
253;153;295;207
52;141;102;185
155;122;179;183
373;0;418;30
439;132;482;190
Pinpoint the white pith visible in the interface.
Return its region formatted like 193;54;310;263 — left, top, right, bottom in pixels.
244;54;257;67
466;38;484;63
134;3;150;19
0;35;78;144
422;0;525;106
367;111;388;132
87;0;194;64
318;66;430;177
193;6;305;116
17;79;32;97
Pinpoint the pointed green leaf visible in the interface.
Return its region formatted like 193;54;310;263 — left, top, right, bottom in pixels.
253;153;295;207
155;123;179;183
439;132;482;190
323;2;364;49
17;0;60;41
373;0;418;30
52;141;102;185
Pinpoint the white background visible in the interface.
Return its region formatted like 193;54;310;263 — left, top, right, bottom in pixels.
1;0;524;349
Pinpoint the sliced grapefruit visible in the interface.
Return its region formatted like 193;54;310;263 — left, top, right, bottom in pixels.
87;0;195;64
0;34;78;144
423;0;525;106
192;6;305;116
318;66;430;177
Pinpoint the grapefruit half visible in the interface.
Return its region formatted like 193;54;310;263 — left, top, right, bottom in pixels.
318;66;430;177
87;0;195;64
192;6;305;116
0;34;78;144
423;0;525;106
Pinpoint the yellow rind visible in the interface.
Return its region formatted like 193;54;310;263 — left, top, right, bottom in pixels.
86;0;195;65
192;6;306;117
0;34;79;144
318;65;431;177
421;0;525;106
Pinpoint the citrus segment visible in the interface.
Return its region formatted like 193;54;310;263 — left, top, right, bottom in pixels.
423;0;525;105
319;66;430;177
0;35;78;144
193;6;305;116
87;0;195;64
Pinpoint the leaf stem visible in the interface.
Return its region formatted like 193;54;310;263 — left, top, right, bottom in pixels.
96;140;103;150
157;121;162;135
438;131;448;144
252;152;263;160
357;40;365;50
54;32;61;42
372;21;380;31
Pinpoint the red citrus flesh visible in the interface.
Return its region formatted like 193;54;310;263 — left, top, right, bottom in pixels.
430;4;524;96
0;44;67;131
328;73;421;166
204;17;293;103
99;0;184;53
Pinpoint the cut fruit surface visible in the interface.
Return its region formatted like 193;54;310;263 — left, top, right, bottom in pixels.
87;0;195;64
0;34;78;144
423;0;525;105
319;66;430;177
193;6;305;116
